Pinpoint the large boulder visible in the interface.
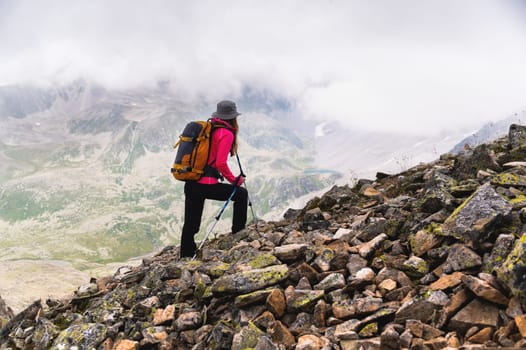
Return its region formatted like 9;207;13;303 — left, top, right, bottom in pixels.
442;183;513;245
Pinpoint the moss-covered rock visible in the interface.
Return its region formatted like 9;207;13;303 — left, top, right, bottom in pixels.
483;234;516;274
231;322;265;350
442;183;513;244
444;244;482;273
496;233;526;303
51;323;107;350
31;318;59;349
211;264;289;295
491;172;526;187
285;286;325;313
402;256;429;278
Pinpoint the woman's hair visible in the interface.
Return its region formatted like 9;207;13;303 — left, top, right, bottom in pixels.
228;118;239;156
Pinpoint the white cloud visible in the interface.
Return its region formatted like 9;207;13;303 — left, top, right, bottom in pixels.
1;0;526;134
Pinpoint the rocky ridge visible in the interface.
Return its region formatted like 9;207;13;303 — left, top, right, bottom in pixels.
2;124;526;349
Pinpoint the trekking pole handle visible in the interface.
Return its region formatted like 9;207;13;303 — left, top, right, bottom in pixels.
235;153;246;177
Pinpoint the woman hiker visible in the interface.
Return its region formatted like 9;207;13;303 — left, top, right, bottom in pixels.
180;100;248;258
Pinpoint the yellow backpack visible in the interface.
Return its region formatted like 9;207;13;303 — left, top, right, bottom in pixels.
171;120;214;181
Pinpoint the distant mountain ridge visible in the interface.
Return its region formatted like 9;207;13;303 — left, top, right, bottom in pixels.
0;81;337;271
450;111;526;154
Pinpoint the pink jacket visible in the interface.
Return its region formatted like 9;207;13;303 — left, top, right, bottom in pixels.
197;118;238;185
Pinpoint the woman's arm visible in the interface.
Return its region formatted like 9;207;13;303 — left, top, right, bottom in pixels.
214;128;240;184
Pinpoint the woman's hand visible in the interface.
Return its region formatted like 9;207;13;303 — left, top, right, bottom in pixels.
235;175;245;187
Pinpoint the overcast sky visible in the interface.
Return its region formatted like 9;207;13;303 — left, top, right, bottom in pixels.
1;0;526;134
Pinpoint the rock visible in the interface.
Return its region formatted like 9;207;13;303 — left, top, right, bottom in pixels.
141;327;168;345
313;299;328;328
515;314;526;337
354;267;376;281
357;234;388;259
467;327;493;344
52;323;107;350
359;322;378;337
402;256;429;278
399;329;413;349
409;229;441;256
208;321;235;349
290;262;319;285
426;290;450;307
376;267;413;288
253;311;276;331
421;337;448;349
285;286;324;313
506;296;524;318
406;319;444;340
31;318;59;349
175;310;202;331
429;272;464;290
461;274;509;306
483;234;516;274
268;320;295;348
503;161;526;169
334;228;353;240
452;144;501;180
395;296;439;323
334;319;361;340
346;254;369;276
509;123;526;149
332;298;383;319
377;279;396;293
0;295;13;329
436;288;470;329
444;244;482;273
313;273;346;292
296;334;323;350
303;207;330;230
266;289;286;318
313;247;335;272
153;305;175;326
273;244;309;262
113;339;139;350
380;325;400;350
231;322;265;350
212;264;289;295
448;299;500;334
340;337;381;350
235;288;274;308
254;336;277;350
442;183;512;244
495;233;526;300
289;312;313;335
420;187;455;214
296;276;313;290
491;172;526;187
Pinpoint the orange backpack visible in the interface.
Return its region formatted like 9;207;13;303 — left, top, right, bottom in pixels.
171;120;214;181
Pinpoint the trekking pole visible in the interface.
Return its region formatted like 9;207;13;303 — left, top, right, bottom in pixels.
235;154;257;224
192;183;239;260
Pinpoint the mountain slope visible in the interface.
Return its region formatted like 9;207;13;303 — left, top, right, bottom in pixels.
2;125;526;349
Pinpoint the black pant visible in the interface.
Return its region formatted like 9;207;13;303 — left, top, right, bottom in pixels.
180;181;248;258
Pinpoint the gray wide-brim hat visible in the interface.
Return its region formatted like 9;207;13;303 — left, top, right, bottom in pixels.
212;100;241;120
